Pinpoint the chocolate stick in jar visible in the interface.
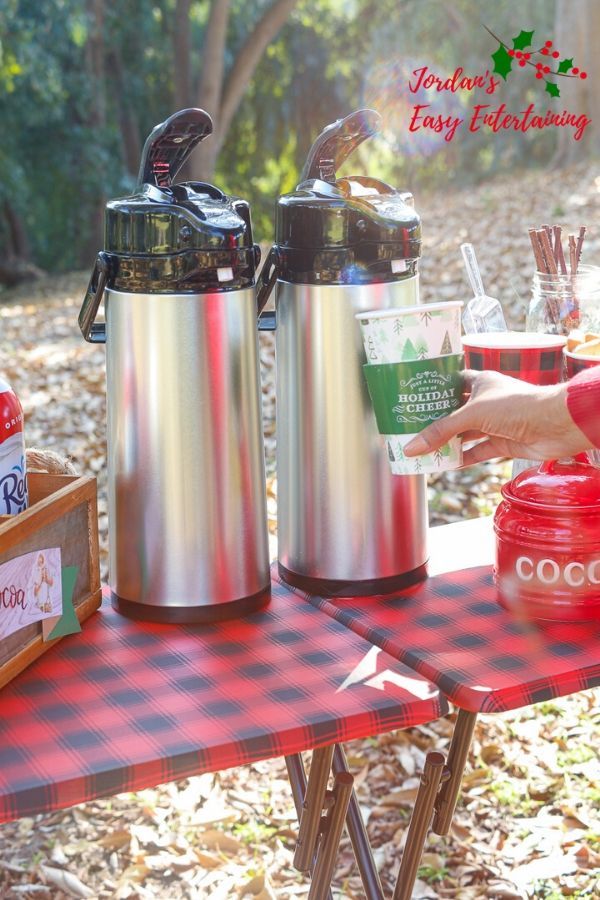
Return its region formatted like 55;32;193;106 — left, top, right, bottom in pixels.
529;228;547;274
553;225;567;275
575;225;586;270
539;228;562;325
530;228;560;326
571;226;587;327
538;228;558;277
569;234;577;279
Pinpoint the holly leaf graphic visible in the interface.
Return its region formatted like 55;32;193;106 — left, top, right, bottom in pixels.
557;57;574;74
492;43;513;80
512;29;535;50
546;80;560;98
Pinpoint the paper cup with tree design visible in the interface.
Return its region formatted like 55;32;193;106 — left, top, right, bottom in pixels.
357;302;464;475
358;301;462;365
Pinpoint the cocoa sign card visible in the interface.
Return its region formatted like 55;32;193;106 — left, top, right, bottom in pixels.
0;548;63;640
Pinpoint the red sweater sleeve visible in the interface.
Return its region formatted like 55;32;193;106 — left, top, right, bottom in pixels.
566;366;600;448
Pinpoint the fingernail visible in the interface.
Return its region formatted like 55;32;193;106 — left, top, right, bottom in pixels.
404;435;427;456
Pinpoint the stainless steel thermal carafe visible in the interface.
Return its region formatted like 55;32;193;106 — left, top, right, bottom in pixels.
257;109;428;596
79;108;270;622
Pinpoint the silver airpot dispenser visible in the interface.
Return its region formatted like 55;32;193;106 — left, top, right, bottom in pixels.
79;108;270;622
257;108;428;596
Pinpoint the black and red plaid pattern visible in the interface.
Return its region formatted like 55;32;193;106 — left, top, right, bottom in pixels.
0;583;446;823
565;353;600;379
465;347;563;386
287;566;600;714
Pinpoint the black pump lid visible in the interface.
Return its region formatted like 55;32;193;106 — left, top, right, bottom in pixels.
102;108;258;293
274;109;421;285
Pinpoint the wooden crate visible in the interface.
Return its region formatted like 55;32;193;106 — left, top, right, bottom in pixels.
0;473;101;689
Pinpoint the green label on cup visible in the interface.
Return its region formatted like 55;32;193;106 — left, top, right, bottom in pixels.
364;354;464;435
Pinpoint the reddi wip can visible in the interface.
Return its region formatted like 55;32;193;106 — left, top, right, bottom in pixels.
0;375;28;515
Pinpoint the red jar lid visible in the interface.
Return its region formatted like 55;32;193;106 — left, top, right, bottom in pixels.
502;454;600;512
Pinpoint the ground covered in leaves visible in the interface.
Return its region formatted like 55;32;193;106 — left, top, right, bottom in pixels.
0;162;599;898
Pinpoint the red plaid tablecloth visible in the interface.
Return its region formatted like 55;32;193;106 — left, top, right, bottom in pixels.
0;582;446;823
288;522;600;714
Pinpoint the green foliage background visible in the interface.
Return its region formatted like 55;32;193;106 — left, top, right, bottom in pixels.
0;0;566;271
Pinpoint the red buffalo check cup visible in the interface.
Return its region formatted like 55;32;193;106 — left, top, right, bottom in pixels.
462;332;566;386
564;348;600;379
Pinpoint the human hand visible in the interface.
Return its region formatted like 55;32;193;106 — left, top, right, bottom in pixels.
403;370;593;466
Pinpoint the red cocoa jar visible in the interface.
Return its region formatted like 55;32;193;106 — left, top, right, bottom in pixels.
494;454;600;622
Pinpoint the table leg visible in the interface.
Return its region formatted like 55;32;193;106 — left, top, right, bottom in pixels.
292;744;335;872
285;754;333;900
288;735;458;900
332;745;386;900
308;772;354;900
392;751;446;900
288;747;385;899
285;753;309;821
432;709;477;835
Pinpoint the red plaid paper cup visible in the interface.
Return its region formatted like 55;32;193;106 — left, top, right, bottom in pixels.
462;332;566;386
564;348;600;379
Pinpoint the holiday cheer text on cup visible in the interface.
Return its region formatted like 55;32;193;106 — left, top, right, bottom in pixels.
408;67;591;142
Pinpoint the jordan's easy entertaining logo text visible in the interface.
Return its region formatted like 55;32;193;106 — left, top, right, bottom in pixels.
407;25;591;144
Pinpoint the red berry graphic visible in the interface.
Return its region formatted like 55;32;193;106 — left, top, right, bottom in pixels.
544;65;551;73
541;47;548;55
524;53;531;60
519;59;526;67
515;51;522;58
508;49;515;57
572;67;579;74
545;40;553;47
581;71;587;79
552;50;560;58
536;73;543;79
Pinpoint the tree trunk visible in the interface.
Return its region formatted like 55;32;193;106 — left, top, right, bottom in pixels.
217;0;298;152
3;202;30;261
81;0;108;264
87;0;107;128
173;0;192;110
109;49;141;177
553;0;600;164
188;0;231;182
0;203;43;287
187;0;298;183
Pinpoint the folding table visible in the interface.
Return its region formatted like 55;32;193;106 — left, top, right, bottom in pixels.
5;518;596;897
295;516;600;893
0;577;448;900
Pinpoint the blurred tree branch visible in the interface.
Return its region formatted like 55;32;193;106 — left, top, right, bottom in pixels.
218;0;299;148
187;0;298;181
188;0;232;180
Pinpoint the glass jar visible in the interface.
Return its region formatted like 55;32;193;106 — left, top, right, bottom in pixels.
527;265;600;336
494;455;600;621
